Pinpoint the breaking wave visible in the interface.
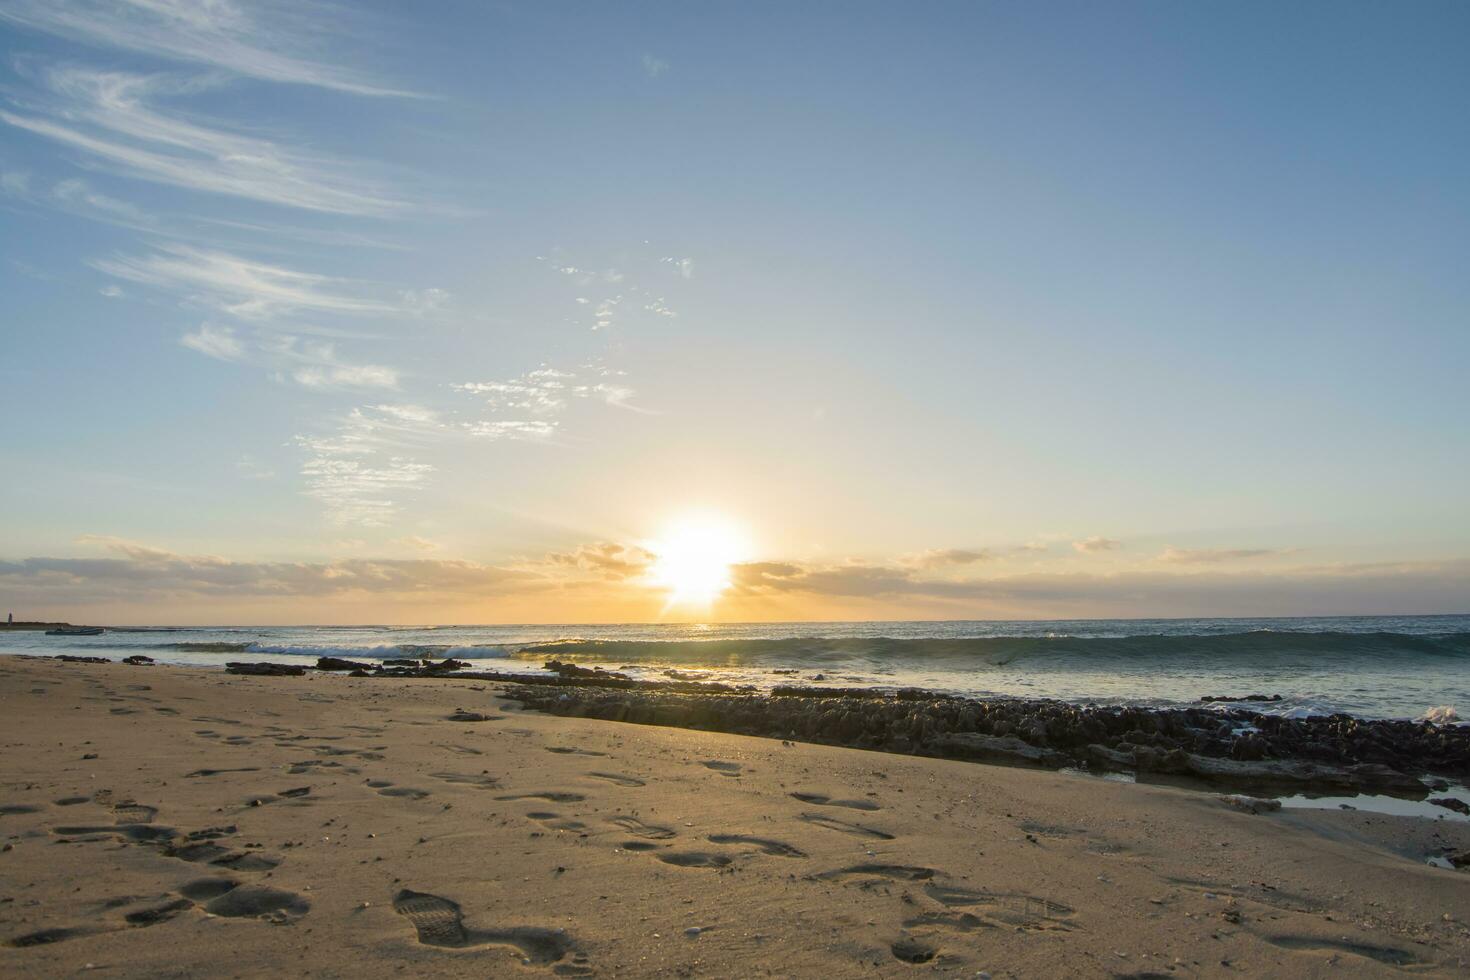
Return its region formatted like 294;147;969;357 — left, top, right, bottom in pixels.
515;631;1470;668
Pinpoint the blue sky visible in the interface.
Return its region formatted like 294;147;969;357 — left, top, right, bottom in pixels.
1;1;1467;623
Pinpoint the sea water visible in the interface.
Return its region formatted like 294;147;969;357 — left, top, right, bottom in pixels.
5;614;1467;722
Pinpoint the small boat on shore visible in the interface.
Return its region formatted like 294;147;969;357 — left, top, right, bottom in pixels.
45;626;104;636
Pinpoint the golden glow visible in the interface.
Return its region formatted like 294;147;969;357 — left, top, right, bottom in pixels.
647;515;750;607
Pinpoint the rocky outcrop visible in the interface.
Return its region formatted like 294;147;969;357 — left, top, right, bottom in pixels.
315;657;375;672
225;662;306;677
497;681;1470;796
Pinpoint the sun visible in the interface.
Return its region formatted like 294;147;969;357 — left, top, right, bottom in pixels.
647;515;750;607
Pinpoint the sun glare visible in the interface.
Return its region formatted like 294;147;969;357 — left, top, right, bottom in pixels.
648;515;750;607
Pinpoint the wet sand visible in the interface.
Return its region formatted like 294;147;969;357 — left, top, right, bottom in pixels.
2;655;1468;977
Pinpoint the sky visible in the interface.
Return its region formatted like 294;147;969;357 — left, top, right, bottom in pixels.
1;0;1467;625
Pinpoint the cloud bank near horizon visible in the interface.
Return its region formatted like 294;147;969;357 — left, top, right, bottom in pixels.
3;536;1466;622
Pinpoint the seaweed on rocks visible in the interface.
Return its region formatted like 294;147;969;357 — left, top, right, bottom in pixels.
498;680;1470;796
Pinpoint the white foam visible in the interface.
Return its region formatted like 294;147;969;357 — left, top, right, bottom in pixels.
241;643;511;660
1420;705;1459;726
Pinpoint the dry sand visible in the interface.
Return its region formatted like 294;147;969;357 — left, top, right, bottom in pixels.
2;655;1468;978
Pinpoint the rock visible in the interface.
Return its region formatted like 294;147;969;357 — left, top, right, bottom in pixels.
381;659;423;668
447;710;497;722
543;660;627;680
1429;797;1470;816
54;655;110;664
121;655;155;666
315;656;377;672
1447;850;1470;869
1220;794;1282;815
420;658;471;672
1200;694;1283;703
1185;755;1423;794
225;662;306;677
1085;743;1134;769
929;732;1068;768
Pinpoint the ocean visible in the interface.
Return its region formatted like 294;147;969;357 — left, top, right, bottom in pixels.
6;614;1467;722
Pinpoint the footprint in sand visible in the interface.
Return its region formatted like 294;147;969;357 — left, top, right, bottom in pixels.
437;743;484;756
618;840;664;852
243;786;312;808
606;816;676;840
708;834;806;858
186;767;261;778
790;792;880;811
1262;935;1424;967
817;864;935;882
391;888;586;970
179;877;310;922
922;883;1074;929
903;910;989;932
701;761;741;777
498;792;587;804
429;772;499;790
656;851;732;869
544;746;606;757
446;710;503;723
112;802;158;825
525;811;588;832
797;812;895;840
6;925;106;948
53;824;177;844
0;804;44;816
586;772;645;787
890;934;939;964
287;759;358;775
123;898;194;927
368;781;431;800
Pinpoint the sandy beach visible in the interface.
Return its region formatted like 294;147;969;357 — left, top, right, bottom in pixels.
2;655;1468;978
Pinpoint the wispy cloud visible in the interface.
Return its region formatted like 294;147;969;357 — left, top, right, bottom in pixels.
539;254;686;331
462;419;559;442
294;404;441;525
453;364;644;442
263;336;401;390
1072;536;1121;553
543;541;656;580
725;554;1470;617
1157;547;1295;564
641;54;669;79
1;167;156;228
0;0;418;97
179;322;244;361
234;455;275;480
51;177;152;223
1;541;533;603
901;547;993;569
94;244;410;320
1;67;409;215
